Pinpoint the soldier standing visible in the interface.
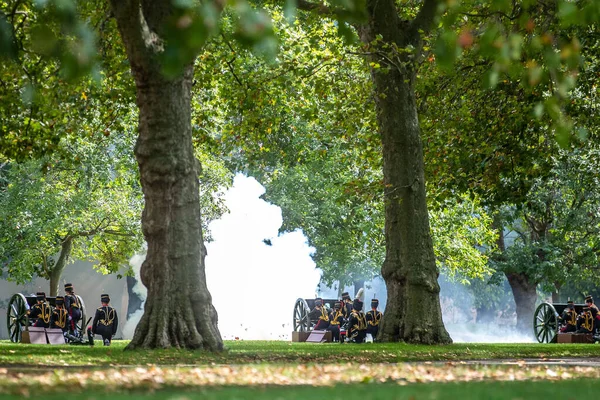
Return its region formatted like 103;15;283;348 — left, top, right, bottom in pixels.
347;289;367;343
91;294;118;346
366;298;383;341
559;300;577;333
341;292;353;320
64;283;82;334
28;292;52;328
50;296;69;334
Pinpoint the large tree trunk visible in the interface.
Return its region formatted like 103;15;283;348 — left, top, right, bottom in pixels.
48;236;73;296
359;0;450;344
506;272;537;335
110;1;222;350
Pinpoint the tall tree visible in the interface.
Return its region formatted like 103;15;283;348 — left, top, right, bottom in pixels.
106;1;224;350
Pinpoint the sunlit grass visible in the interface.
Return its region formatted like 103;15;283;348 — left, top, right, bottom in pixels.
1;339;600;366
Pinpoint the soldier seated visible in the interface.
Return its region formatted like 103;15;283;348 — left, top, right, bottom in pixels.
585;295;600;333
327;301;345;342
50;296;69;336
309;298;330;331
28;292;52;328
559;300;577;333
577;307;594;334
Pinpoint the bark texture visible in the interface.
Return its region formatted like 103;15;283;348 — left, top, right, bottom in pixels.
48;236;73;296
506;272;537;334
358;0;451;344
109;0;222;350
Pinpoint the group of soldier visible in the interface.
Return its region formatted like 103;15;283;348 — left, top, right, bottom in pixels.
27;283;119;346
559;295;600;334
309;289;383;343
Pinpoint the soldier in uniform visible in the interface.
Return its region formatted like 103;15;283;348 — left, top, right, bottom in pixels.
585;295;599;333
91;294;118;346
28;292;52;328
64;283;82;334
309;298;330;330
327;301;345;342
365;298;383;341
341;292;353;320
50;296;69;334
347;288;367;343
559;300;577;333
577;306;594;334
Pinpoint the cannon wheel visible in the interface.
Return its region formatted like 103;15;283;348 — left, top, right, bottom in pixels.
75;295;87;335
293;298;311;332
7;293;29;343
534;302;559;343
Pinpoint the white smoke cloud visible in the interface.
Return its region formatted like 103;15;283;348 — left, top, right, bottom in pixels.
205;174;321;340
122;174;322;340
121;254;146;339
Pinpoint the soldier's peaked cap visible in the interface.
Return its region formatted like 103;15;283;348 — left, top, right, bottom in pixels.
101;294;110;303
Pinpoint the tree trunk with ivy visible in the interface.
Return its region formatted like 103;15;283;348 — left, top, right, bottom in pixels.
109;0;223;350
357;0;451;344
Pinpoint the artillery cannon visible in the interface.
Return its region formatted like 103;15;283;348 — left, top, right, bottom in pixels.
6;293;86;343
533;301;589;343
292;298;340;332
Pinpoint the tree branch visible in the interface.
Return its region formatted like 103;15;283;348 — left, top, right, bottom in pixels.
296;0;336;16
409;0;440;37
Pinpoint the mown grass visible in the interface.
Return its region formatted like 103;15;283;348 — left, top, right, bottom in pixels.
0;380;597;400
2;340;600;398
1;339;600;366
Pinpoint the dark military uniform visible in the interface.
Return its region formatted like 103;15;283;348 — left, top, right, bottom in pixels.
327;302;345;342
585;295;599;333
64;283;82;333
347;297;367;343
560;302;577;333
577;307;594;334
50;296;69;333
29;292;52;328
366;299;383;340
309;298;330;330
91;294;118;346
341;292;353;320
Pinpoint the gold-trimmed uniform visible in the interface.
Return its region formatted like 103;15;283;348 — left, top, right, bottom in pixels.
347;309;367;343
50;307;69;332
92;305;118;343
29;301;52;328
366;309;383;339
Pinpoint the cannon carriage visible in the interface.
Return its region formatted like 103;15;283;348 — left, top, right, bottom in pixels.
533;301;590;343
6;293;86;343
292;298;340;332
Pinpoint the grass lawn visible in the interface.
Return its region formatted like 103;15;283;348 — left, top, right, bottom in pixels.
2;340;600;398
0;380;597;400
2;339;600;366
